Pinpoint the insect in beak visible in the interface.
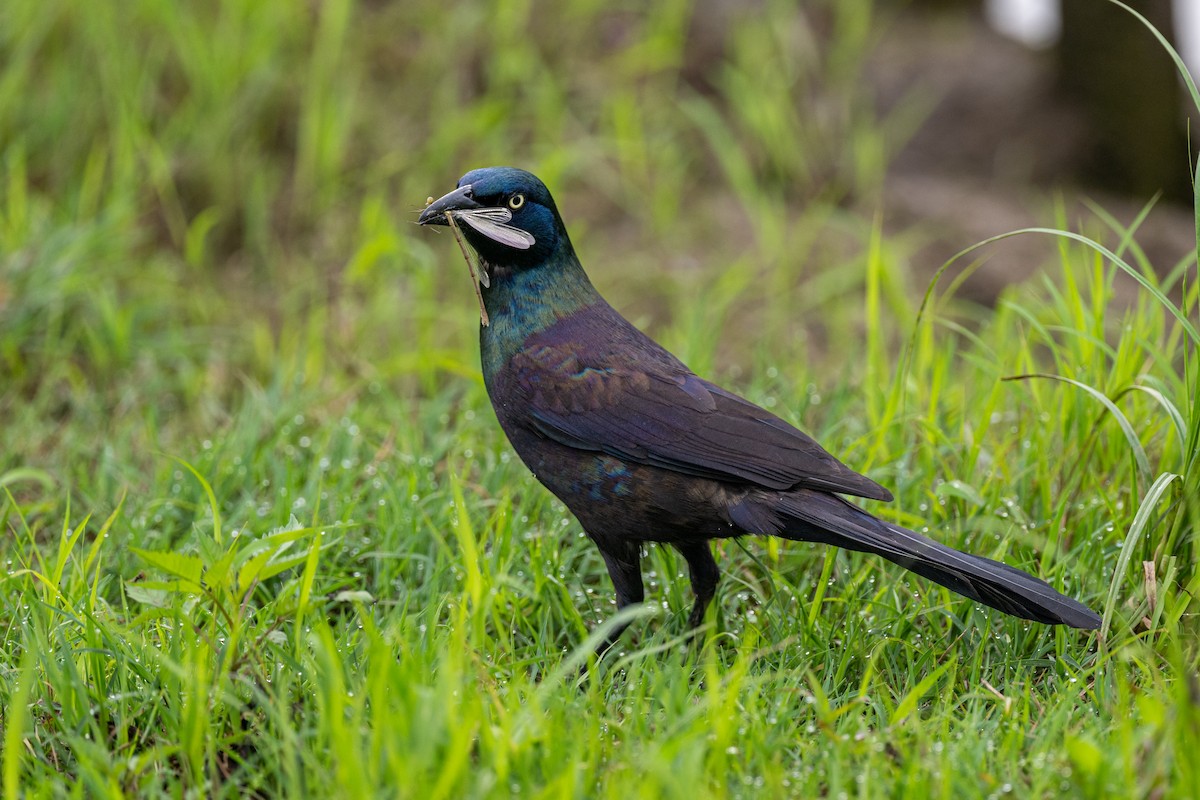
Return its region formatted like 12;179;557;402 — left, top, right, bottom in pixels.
449;207;536;250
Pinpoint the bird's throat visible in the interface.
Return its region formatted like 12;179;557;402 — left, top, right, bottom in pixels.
478;252;600;382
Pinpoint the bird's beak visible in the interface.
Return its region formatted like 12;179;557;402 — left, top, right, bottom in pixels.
418;184;480;226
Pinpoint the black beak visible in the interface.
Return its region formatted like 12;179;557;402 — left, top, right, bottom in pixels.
418;184;481;225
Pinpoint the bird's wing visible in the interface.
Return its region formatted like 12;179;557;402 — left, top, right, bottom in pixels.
507;342;893;501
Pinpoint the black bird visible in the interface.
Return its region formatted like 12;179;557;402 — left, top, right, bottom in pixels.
418;167;1101;651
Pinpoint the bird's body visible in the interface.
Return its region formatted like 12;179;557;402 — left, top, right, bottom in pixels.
419;167;1101;649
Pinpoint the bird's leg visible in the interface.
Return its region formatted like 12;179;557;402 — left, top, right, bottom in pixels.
676;540;720;630
594;542;644;659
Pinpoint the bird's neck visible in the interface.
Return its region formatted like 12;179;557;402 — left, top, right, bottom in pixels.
478;249;601;380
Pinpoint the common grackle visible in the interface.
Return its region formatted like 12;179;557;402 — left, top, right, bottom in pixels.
418;167;1101;653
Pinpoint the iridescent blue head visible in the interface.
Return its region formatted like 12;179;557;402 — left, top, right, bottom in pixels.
418;167;573;270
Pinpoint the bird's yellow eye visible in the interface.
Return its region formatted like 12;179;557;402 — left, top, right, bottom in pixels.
508;194;525;210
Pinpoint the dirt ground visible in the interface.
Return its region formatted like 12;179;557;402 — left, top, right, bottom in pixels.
871;12;1195;305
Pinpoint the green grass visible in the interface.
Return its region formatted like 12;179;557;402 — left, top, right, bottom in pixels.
2;0;1198;797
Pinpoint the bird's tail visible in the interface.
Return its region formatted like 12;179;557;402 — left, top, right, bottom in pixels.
763;490;1101;629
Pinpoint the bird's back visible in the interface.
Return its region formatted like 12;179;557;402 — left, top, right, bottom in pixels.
484;293;892;502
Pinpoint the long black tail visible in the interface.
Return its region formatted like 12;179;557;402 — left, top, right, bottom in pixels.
767;490;1101;629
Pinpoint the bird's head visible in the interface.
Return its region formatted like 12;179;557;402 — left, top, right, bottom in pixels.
418;167;570;271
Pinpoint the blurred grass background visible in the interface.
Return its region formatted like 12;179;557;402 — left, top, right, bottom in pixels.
2;0;1198;797
1;0;903;483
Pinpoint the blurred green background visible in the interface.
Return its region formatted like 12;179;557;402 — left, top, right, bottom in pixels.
2;0;909;485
